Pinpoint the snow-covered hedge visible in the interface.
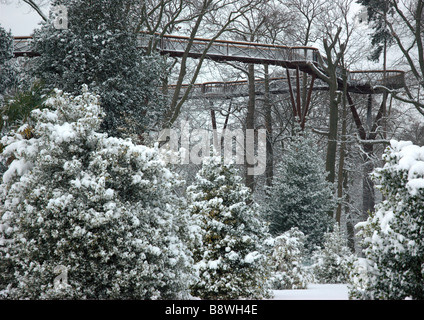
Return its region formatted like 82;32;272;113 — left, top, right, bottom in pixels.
0;86;194;299
348;140;424;300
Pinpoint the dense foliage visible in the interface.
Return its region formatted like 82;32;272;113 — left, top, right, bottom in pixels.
311;223;354;284
349;141;424;299
0;24;18;103
32;0;165;138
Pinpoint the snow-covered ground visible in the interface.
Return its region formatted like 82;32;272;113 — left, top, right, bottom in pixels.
272;284;349;300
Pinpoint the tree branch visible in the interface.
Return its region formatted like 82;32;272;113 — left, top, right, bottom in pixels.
23;0;47;22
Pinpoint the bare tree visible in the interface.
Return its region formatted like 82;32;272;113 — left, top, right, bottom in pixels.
159;0;262;128
2;0;50;21
284;0;327;46
22;0;48;21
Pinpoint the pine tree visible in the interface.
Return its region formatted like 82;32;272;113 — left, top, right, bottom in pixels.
32;0;165;138
0;86;194;299
356;0;394;61
187;156;272;299
266;131;336;253
349;140;424;300
311;223;354;284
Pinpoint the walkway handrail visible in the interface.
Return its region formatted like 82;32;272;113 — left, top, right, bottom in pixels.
12;36;34;56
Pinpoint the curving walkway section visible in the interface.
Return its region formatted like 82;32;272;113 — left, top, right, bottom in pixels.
167;76;330;100
13;33;405;95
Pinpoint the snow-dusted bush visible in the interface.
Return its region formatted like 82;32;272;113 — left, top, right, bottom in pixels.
187;156;272;299
266;131;336;253
311;223;354;284
349;140;424;300
0;86;194;299
268;227;311;290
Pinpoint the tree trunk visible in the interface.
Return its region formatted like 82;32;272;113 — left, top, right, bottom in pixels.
245;64;256;192
336;68;348;224
325;78;339;185
264;64;273;188
344;169;356;253
362;143;375;220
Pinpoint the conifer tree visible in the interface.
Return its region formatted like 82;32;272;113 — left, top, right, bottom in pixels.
0;24;18;104
0;86;194;299
32;0;165;138
266;131;336;253
356;0;394;61
187;156;272;299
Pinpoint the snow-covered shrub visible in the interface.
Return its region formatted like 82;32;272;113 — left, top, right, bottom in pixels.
347;257;372;300
266;131;336;253
0;86;194;299
268;227;311;290
187;156;272;299
311;223;354;284
348;140;424;300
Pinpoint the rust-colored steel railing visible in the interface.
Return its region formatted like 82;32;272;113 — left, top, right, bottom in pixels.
139;33;320;66
349;70;406;88
12;36;36;57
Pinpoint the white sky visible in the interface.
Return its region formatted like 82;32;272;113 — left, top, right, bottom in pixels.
0;1;45;36
0;1;406;72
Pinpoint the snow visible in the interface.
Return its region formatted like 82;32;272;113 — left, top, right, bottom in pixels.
407;179;424;196
271;284;349;300
388;141;424;196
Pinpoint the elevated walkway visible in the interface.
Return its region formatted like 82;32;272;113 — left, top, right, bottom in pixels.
13;33;405;95
141;33;405;94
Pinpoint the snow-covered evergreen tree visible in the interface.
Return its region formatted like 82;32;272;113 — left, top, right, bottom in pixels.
187;156;272;299
311;223;354;284
0;86;194;299
0;24;18;104
266;131;336;253
32;0;165;138
349;140;424;300
268;227;311;290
